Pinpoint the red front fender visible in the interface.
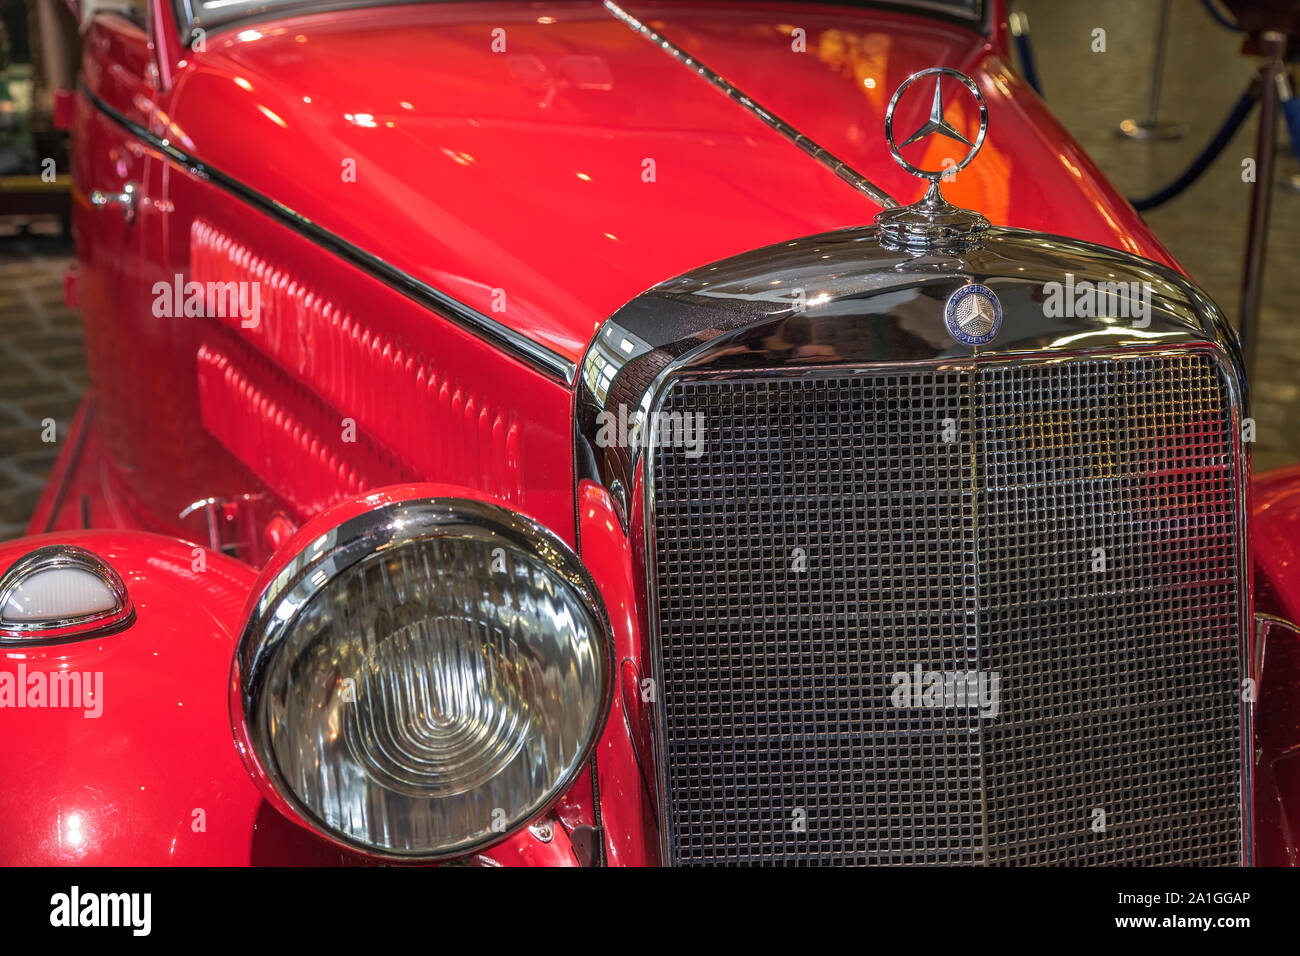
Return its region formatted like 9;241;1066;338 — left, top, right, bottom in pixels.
1251;466;1300;866
0;530;358;865
0;515;583;866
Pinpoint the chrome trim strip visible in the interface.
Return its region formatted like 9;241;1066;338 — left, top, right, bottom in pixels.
578;224;1248;515
80;85;578;387
602;0;901;210
1252;613;1289;690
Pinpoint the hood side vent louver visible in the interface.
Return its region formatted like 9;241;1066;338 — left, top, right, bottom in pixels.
190;219;524;506
197;342;413;518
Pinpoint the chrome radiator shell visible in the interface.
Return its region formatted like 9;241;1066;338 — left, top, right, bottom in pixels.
574;225;1251;866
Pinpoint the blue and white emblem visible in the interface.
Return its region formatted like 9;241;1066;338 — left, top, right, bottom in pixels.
945;284;1002;346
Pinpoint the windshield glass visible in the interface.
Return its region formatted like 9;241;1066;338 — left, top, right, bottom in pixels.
173;0;408;37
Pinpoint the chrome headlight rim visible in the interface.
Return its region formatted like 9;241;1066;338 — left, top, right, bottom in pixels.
232;495;614;861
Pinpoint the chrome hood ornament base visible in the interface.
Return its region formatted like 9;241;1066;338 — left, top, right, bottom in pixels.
876;68;990;254
875;180;990;253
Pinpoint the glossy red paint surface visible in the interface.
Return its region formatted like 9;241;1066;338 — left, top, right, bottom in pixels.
26;397;93;537
74;16;259;543
153;1;1175;372
1253;615;1300;867
643;2;1168;258
77;12;578;545
1246;467;1300;866
0;530;359;864
1254;465;1300;624
0;521;591;865
578;480;659;866
73;0;1179;545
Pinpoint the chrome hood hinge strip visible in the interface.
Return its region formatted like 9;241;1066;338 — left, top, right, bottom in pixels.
603;0;901;210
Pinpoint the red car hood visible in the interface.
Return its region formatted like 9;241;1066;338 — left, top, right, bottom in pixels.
167;0;1173;371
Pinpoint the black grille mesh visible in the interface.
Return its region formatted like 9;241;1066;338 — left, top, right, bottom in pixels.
651;354;1243;866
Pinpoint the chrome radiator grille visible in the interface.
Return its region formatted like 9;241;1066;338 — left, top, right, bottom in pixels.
651;353;1244;866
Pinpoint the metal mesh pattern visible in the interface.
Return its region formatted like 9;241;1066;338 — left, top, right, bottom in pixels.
975;356;1242;864
651;354;1243;866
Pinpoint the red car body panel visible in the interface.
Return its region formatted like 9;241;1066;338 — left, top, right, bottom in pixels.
150;1;1174;370
1253;466;1300;625
580;479;660;866
3;0;1296;864
1247;464;1300;867
70;2;1184;545
0;530;357;865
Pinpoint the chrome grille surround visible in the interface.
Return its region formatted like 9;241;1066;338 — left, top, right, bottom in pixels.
575;225;1252;866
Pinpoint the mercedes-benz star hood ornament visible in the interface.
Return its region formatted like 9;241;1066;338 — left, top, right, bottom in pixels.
876;67;990;253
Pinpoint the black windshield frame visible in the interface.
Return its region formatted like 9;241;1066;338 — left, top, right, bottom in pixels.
168;0;989;48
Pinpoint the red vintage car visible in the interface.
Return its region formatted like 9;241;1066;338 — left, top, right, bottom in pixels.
0;0;1295;867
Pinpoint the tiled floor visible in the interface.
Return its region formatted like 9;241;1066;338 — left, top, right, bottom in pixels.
0;2;1298;542
0;232;84;540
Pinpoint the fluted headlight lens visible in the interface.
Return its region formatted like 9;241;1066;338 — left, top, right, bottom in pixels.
234;497;612;859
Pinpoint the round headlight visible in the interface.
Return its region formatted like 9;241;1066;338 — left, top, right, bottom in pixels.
232;496;612;859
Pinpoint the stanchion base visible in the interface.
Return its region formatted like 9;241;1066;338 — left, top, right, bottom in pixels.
1116;118;1188;140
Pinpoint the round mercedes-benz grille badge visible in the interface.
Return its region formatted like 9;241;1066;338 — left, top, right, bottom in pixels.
945;284;1002;346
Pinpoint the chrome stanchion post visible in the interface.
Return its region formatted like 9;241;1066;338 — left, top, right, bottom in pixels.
1240;30;1288;379
1118;0;1188;140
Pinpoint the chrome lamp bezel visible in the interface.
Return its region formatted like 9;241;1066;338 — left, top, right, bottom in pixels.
0;544;135;644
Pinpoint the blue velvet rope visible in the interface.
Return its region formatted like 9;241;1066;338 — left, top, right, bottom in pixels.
1013;30;1044;99
1198;0;1244;32
1129;87;1259;211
